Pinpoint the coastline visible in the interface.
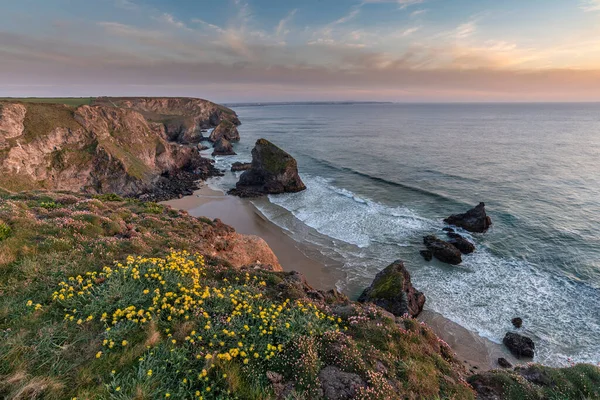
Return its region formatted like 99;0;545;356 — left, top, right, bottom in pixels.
164;184;521;372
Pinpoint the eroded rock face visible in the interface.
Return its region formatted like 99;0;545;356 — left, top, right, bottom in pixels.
358;260;426;317
229;139;306;197
209;120;240;143
423;235;462;265
444;202;492;233
503;332;535;358
0;101;223;199
212;138;236;156
318;366;366;400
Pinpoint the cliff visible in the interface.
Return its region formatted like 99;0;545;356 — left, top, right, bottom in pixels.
0;98;239;198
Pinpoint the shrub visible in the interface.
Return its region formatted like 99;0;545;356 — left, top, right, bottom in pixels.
0;222;10;241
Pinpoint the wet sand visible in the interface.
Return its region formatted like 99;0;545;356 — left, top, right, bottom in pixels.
164;185;520;371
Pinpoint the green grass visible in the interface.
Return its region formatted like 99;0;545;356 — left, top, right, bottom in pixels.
0;191;476;400
0;98;95;107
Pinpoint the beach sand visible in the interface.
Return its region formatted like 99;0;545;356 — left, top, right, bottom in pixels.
164;185;521;371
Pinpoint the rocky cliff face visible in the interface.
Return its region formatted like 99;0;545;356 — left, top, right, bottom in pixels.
0;98;237;198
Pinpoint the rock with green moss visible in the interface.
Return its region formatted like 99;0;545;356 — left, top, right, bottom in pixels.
208;119;240;142
357;260;426;317
229;138;306;197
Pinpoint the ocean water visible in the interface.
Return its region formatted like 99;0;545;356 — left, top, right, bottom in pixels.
208;103;600;366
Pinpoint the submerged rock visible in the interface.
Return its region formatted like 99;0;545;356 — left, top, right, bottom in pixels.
209;119;240;143
446;232;475;254
444;202;492;233
420;249;433;261
423;235;462;265
212;138;236;156
358;260;426;317
231;162;252;172
229;139;306;197
511;317;523;329
503;332;535;358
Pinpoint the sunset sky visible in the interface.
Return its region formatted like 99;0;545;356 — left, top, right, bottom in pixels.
2;0;600;102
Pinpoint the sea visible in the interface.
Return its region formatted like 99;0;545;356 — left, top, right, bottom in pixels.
206;102;600;367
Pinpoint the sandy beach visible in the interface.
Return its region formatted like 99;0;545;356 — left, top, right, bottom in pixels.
164;185;521;371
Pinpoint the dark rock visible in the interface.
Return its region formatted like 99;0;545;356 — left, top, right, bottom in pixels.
446;232;475;254
442;227;455;233
444;202;492;233
231;162;252;172
497;358;512;368
511;317;523;328
423;235;462;265
503;332;535;358
358;260;426;317
211;138;236;156
420;249;433;261
318;366;365;400
197;143;209;151
209;119;240;143
228;139;306;197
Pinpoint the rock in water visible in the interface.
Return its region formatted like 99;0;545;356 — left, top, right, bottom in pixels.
228;139;306;197
512;317;523;328
444;202;492;233
357;260;426;317
211;138;236;156
503;332;535;358
446;232;475;254
209;120;240;142
423;235;462;265
231;162;252;172
420;249;433;261
498;358;513;368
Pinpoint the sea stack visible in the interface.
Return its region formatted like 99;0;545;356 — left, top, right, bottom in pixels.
229;138;306;197
358;260;426;317
444;202;492;233
209;119;240;142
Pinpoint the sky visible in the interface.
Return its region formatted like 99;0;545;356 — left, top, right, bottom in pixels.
2;0;600;102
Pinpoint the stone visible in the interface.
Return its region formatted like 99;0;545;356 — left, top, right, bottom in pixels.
358;260;426;317
420;249;433;261
498;358;513;368
446;232;475;254
503;332;535;358
511;317;523;328
318;366;365;400
211;138;236;156
231;162;252;171
444;202;492;233
209;119;240;142
423;235;462;265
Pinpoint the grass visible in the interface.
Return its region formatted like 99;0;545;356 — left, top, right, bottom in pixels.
0;98;94;107
0;191;476;400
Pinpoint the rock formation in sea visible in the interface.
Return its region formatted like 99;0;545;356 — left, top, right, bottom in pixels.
446;232;476;254
423;235;463;265
444;202;492;233
211;137;236;156
0;98;238;200
511;317;523;328
358;260;426;317
229;138;306;197
231;162;252;171
208;119;240;143
503;332;535;358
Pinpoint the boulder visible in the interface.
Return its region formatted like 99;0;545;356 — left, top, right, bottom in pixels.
503;332;535;358
446;232;475;254
497;358;513;368
420;249;433;262
444;202;492;233
423;235;462;265
228;139;306;197
211;138;236;156
318;366;365;400
357;260;426;317
209;119;240;142
511;317;523;328
231;162;252;172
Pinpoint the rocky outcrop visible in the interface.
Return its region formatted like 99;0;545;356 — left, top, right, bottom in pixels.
318;366;366;400
444;202;492;233
0;100;227;199
212;138;236;156
358;260;426;317
423;235;462;265
446;232;475;254
231;162;252;172
229;139;306;197
511;317;523;328
503;332;535;358
93;97;240;144
497;358;512;368
209;120;240;143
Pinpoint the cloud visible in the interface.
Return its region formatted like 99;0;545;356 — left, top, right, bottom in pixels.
155;13;191;31
410;9;427;18
275;9;297;39
114;0;138;11
362;0;426;9
581;0;600;11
